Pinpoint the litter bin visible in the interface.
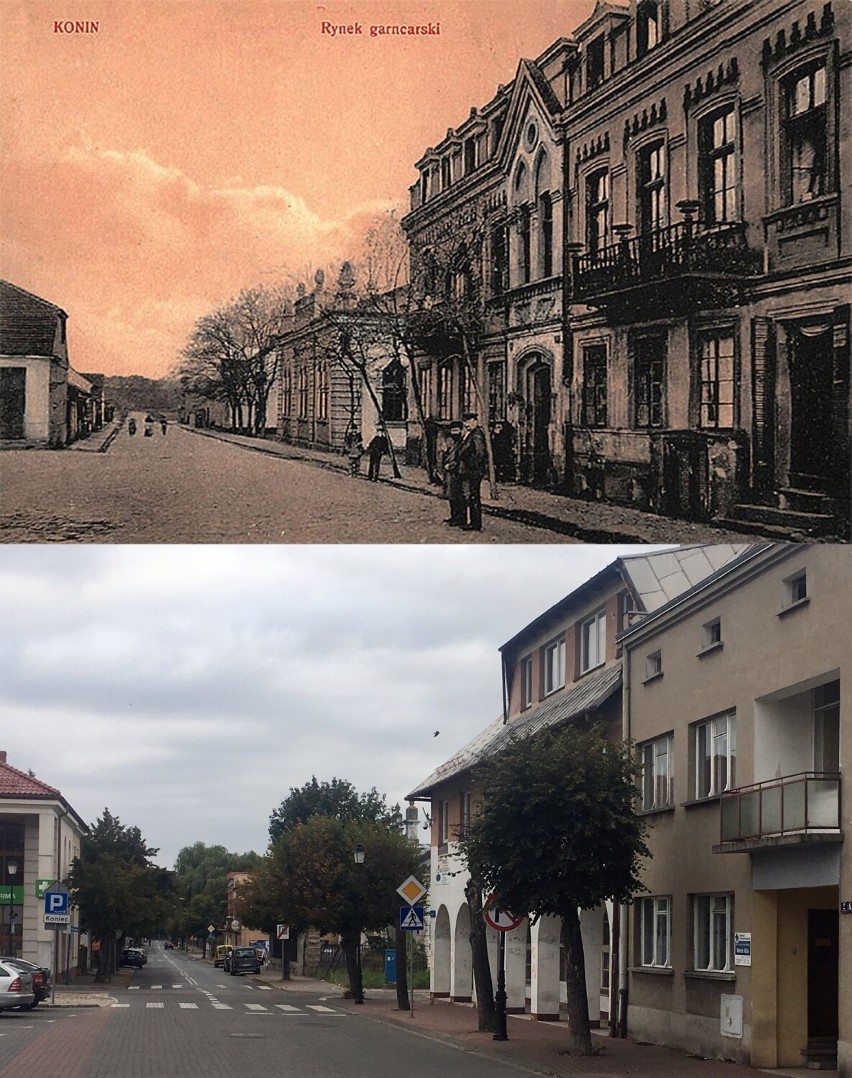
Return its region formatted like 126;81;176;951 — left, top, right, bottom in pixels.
384;948;397;984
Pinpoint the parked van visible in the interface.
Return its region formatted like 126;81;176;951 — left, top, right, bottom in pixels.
213;945;231;968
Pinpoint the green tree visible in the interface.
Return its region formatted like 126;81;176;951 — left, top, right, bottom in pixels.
268;776;401;844
69;809;174;981
461;725;648;1055
171;842;261;956
253;814;422;1003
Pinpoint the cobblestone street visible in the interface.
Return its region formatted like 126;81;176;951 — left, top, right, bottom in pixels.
0;420;571;544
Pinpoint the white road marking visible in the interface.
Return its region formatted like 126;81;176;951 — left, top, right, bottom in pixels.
146;1002;164;1009
179;1002;198;1009
307;1005;338;1013
245;1003;268;1011
256;985;272;990
151;985;163;990
128;986;140;990
211;1003;232;1010
111;1004;131;1008
172;984;183;989
275;1004;301;1012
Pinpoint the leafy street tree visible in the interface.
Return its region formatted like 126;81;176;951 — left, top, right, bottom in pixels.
69;809;174;981
254;814;422;1004
268;776;401;844
461;725;648;1055
172;842;261;956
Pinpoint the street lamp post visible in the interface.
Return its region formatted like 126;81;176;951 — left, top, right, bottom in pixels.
5;861;18;958
353;845;366;1004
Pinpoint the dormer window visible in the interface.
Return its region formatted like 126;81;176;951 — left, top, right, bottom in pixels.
587;34;605;90
637;1;660;57
464;137;477;174
441;157;451;190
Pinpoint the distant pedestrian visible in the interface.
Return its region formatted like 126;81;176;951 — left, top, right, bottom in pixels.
366;432;388;482
161;418;168;435
345;429;364;477
458;412;488;531
144;419;153;437
491;419;515;482
128;418;137;436
440;421;464;526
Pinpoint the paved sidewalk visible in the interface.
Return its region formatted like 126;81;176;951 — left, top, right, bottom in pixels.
179;424;759;545
252;972;823;1078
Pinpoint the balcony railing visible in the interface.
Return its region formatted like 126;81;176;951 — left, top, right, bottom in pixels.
719;771;841;844
573;221;763;300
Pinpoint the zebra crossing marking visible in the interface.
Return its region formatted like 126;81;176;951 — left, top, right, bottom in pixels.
146;1002;164;1009
179;1002;198;1009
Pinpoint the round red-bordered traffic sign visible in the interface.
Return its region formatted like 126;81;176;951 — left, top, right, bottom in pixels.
483;893;524;932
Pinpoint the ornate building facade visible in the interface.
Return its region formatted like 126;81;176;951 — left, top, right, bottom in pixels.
402;0;850;537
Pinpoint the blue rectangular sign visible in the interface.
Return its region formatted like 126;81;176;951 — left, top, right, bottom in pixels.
44;890;69;915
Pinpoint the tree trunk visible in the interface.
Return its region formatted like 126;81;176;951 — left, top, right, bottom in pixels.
342;935;363;1003
402;344;437;483
465;879;495;1032
561;907;594;1054
394;924;410;1011
461;335;498;499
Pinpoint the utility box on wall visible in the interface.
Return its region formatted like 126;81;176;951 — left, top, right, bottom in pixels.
720;994;743;1038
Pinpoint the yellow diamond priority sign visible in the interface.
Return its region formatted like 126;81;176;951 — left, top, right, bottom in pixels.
397;875;426;905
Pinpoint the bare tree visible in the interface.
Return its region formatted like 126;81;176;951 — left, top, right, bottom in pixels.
176;285;292;434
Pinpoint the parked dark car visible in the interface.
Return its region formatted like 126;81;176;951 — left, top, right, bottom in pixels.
1;958;51;1008
224;947;261;976
120;948;146;968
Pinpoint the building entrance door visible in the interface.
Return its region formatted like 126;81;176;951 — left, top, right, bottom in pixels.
807;908;838;1040
788;326;833;487
526;362;552;486
0;367;26;439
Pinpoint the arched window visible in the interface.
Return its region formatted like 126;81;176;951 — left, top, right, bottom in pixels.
381;359;407;422
535;151;554;278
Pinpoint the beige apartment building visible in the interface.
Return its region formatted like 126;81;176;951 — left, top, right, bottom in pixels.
620;544;849;1072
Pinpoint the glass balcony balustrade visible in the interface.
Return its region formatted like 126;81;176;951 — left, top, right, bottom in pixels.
720;771;841;844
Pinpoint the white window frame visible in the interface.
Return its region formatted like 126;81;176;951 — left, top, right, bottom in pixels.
580;608;606;673
438;799;449;844
693;893;734;973
701;617;722;651
783;569;807;608
644;650;662;681
694;711;736;799
543;636;566;695
521;655;534;709
639;896;671;968
641;733;673;810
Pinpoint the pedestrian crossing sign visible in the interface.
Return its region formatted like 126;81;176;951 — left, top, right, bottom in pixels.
400;905;425;931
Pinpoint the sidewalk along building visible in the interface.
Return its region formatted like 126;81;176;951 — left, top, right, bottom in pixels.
275;264;409;464
619;544;849;1073
0;751;87;979
0;280;105;447
406;543;748;1027
402;0;851;538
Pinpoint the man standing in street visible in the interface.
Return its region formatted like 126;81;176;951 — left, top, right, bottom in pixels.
366;431;389;482
441;420;464;526
458;412;488;531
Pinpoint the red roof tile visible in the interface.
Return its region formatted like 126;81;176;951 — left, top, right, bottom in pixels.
0;758;61;798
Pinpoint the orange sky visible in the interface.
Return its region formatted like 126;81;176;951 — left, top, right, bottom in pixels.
1;0;594;377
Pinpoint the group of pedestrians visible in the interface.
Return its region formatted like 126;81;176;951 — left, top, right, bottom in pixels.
441;412;488;532
128;414;167;437
344;430;388;481
344;413;491;533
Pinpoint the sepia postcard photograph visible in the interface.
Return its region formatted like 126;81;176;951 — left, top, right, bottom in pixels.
1;0;848;543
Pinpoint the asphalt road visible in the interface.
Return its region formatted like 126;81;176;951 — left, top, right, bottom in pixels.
0;945;540;1077
0;417;569;544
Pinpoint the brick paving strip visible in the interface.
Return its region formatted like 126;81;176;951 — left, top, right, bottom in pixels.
0;1004;112;1078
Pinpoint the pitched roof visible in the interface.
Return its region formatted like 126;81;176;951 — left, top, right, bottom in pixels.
0;757;61;798
0;280;66;357
407;663;621;799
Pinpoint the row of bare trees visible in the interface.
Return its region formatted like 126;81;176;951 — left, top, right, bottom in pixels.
174;206;502;496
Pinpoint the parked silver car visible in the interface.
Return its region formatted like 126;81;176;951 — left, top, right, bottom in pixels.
0;960;35;1013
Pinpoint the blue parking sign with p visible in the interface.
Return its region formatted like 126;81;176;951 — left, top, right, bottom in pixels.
45;890;69;915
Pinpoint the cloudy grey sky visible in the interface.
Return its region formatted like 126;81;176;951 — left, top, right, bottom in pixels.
1;544;659;868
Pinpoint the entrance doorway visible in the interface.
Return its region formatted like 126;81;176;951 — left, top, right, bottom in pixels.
0;367;26;439
807;909;838;1040
525;361;552;486
788;326;834;486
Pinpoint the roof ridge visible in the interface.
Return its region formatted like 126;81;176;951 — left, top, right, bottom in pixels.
0;758;61;797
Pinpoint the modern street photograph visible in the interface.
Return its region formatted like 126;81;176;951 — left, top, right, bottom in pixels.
0;541;850;1078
